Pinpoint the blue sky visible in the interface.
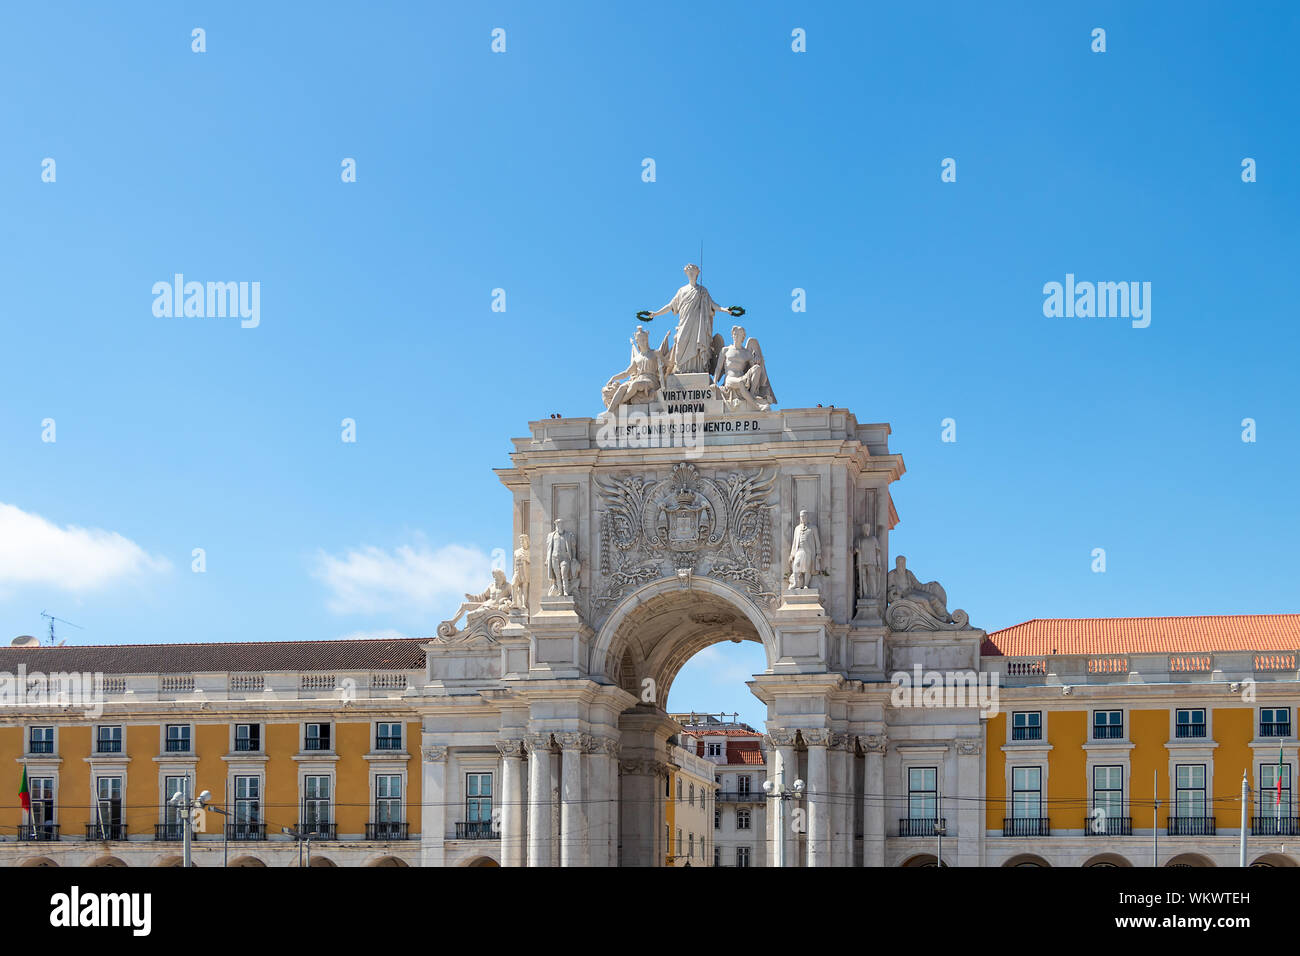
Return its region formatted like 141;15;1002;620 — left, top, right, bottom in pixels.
1;2;1296;727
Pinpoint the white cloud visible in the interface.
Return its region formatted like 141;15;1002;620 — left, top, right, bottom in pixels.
313;539;494;616
0;502;171;592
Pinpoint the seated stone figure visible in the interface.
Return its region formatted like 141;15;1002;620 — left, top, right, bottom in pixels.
602;326;672;411
885;555;969;631
712;325;776;411
437;568;513;638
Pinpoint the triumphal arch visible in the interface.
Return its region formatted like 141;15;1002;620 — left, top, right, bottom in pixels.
421;265;987;866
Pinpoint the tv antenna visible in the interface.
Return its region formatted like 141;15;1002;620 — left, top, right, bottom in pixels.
39;611;82;646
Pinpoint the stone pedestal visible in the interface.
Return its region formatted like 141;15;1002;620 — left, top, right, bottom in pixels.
528;596;593;679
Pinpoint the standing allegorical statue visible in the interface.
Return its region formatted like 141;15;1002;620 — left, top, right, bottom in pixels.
642;264;738;375
787;509;822;589
854;523;882;603
511;533;530;610
545;518;581;596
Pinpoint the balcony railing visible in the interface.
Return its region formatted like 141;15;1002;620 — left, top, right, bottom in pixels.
374;736;402;750
1011;726;1042;741
164;738;192;753
304;737;330;751
716;790;760;803
1260;723;1292;738
28;741;54;754
367;822;410;840
234;738;260;752
154;822;187;841
227;822;267;841
1175;724;1207;739
899;817;945;837
95;739;123;753
298;822;336;840
18;824;59;842
1003;817;1050;837
454;821;498;840
85;823;128;840
1084;815;1132;836
1167;816;1216;836
1252;816;1300;836
1092;725;1124;740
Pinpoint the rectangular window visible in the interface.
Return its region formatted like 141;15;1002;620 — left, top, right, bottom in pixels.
1175;709;1206;739
1259;763;1291;815
1175;764;1207;818
164;776;188;825
303;775;331;833
96;725;122;754
235;775;261;823
376;722;402;750
676;828;682;857
375;774;402;824
304;723;331;751
707;742;722;757
736;774;751;795
1093;711;1123;739
93;776;123;838
736;808;751;830
1262;708;1292;738
1093;765;1123;819
688;833;694;858
466;772;493;825
714;845;720;867
736;846;750;868
714;806;720;829
29;777;54;830
1012;712;1042;741
165;724;191;753
235;724;260;752
28;726;54;755
908;767;938;819
688;784;695;806
1011;767;1042;818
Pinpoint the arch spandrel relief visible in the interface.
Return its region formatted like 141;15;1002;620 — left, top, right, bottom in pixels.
593;461;778;622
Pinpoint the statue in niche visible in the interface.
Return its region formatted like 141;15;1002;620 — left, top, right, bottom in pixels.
854;523;883;604
713;324;776;411
510;533;530;610
642;264;738;375
602;326;672;411
787;509;822;590
545;518;581;597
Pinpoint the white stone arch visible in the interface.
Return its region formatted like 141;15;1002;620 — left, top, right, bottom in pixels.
590;575;779;705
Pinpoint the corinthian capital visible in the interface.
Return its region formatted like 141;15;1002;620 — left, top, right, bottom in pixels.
862;733;887;755
766;729;797;747
802;729;832;748
495;738;526;759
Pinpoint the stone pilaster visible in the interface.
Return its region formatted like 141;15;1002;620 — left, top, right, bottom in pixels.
557;732;592;867
496;738;527;867
525;734;553;868
420;745;448;867
955;737;982;867
862;733;886;867
804;729;831;867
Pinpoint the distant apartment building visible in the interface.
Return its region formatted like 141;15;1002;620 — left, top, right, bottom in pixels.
676;713;768;868
665;741;716;866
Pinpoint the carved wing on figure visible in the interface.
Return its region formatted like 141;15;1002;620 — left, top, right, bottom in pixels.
710;332;725;382
746;336;777;406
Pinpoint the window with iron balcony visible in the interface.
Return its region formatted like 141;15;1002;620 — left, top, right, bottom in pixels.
1261;708;1291;738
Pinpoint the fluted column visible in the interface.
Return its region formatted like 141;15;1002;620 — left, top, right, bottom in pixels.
805;730;831;867
526;734;552;868
496;739;526;867
420;745;448;867
591;738;620;866
768;730;800;867
558;733;590;867
829;733;849;867
862;733;886;867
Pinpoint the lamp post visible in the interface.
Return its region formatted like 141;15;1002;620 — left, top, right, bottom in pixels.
762;772;805;867
283;826;313;867
168;783;211;868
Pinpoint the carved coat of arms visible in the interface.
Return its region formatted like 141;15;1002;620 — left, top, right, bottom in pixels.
595;462;776;610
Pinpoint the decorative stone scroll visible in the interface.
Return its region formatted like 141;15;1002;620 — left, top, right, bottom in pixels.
436;569;511;642
595;462;776;608
884;555;969;631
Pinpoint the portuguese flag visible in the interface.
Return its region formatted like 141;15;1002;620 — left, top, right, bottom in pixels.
18;766;30;816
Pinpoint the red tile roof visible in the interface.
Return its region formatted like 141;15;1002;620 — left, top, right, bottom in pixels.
982;615;1300;657
0;637;427;674
728;741;765;765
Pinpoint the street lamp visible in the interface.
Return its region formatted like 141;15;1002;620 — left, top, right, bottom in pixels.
762;773;805;867
283;826;313;867
168;784;211;868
